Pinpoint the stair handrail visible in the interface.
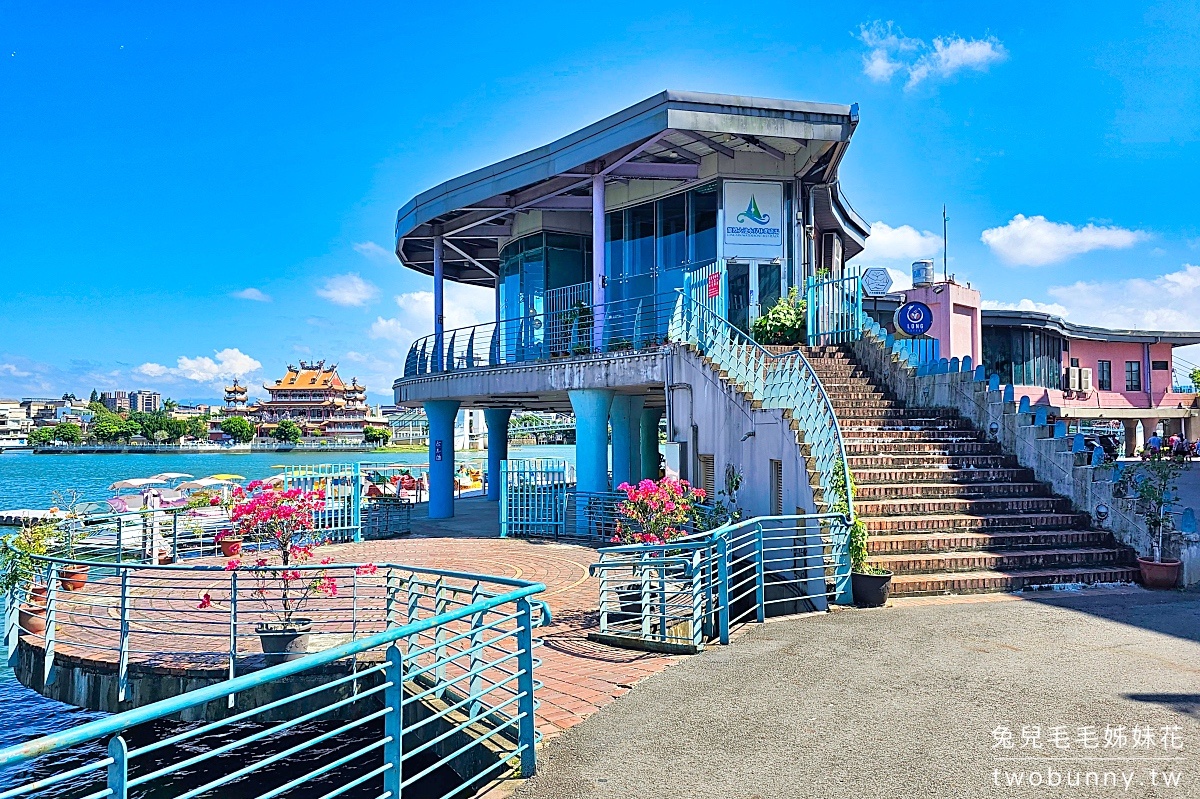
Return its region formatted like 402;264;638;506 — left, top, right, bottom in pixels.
668;291;855;521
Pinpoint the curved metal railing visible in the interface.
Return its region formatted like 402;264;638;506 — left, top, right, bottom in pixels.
667;291;855;520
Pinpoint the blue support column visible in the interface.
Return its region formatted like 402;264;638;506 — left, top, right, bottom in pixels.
609;395;635;488
484;408;511;502
639;406;663;482
424;400;460;518
626;396;645;482
569;389;614;493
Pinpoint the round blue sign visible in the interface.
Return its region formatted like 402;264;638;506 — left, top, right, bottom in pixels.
894;301;933;337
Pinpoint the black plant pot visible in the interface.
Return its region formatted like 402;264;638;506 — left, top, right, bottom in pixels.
256;618;314;664
851;571;893;608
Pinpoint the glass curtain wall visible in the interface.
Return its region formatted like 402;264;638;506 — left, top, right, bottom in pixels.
498;232;589;360
982;327;1065;389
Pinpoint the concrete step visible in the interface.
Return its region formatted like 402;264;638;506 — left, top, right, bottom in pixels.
844;441;1001;456
855;481;1049;500
835;407;961;420
852;466;1037;485
856;495;1073;517
865;512;1086;534
867;529;1118;554
871;546;1129;575
847;454;1017;469
842;429;984;441
886;565;1140;596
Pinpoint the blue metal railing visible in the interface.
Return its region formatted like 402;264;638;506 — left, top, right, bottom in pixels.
0;561;548;798
589;513;851;652
891;335;940;366
805;272;864;346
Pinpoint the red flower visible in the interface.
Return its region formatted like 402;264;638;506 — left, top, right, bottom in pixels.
224;559;241;570
354;563;378;576
197;593;212;609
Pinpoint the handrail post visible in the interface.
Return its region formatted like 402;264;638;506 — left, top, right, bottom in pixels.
44;564;57;686
115;517;123;563
385;568;398;629
107;735;129;799
5;589;17;668
690;549;703;650
467;584;485;720
515;596;537;778
227;572;238;708
639;555;651;640
716;538;729;645
383;643;404;799
754;524;766;623
657;558;667;643
352;462;362;542
118;569;130;702
172;512;179;561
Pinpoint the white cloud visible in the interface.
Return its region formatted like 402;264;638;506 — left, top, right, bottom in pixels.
136;348;262;384
316;273;380;306
370;286;495;352
862;221;942;261
980;298;1071;317
980;214;1150;266
353;241;391;260
1045;264;1200;332
0;363;31;377
857;21;1007;89
907;36;1008;88
230;287;271;302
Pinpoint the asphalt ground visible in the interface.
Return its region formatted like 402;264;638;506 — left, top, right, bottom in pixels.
515;587;1200;799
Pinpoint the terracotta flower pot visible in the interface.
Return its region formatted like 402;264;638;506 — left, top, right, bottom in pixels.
60;564;90;592
18;605;47;635
219;537;243;557
27;584;47;607
1137;557;1181;589
155;550;175;565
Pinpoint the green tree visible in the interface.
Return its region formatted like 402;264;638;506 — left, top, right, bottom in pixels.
363;426;391;446
88;400;108;415
89;389;99;403
163;398;178;412
119;419;142;442
1189;367;1200;389
164;417;188;442
273;420;302;443
52;422;82;444
220;415;255;444
29;427;55;446
90;417;123;442
186;414;210;440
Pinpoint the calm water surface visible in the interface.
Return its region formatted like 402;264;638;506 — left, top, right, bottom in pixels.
0;445;574;790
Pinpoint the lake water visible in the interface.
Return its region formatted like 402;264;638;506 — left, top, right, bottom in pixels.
0;444;575;790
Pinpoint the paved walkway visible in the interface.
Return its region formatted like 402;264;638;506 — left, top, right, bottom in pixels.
515;587;1200;798
37;497;680;741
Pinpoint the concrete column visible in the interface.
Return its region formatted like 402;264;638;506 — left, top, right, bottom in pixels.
484;408;511;502
592;174;606;349
609;396;634;489
626;396;645;481
424;399;460;518
1123;419;1139;457
640;406;664;481
570;389;614;493
433;234;445;373
1142;417;1161;448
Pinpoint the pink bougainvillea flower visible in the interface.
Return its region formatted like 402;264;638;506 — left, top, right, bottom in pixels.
197;593;212;609
224;559;241;571
354;563;378;576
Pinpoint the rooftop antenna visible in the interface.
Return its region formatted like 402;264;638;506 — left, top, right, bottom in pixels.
942;204;949;282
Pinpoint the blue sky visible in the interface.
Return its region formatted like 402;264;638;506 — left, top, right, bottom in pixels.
2;1;1199;403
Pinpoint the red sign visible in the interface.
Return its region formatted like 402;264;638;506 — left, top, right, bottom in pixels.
707;273;721;299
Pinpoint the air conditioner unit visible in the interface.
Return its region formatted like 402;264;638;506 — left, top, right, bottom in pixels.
1064;366;1081;391
1080;368;1093;392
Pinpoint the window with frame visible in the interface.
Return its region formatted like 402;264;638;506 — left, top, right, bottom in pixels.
1125;361;1142;392
1097;360;1112;391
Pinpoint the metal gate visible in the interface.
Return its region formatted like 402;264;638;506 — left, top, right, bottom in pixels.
499;458;572;538
281;463;362;543
805;272;864;346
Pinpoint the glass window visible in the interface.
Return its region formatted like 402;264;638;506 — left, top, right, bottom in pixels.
687;184;718;265
758;262;781;312
623;204;655;300
546;233;586;290
1126;361;1142;392
981;327;1062;389
1152;360;1169;371
657;193;687;270
1097;360;1112;391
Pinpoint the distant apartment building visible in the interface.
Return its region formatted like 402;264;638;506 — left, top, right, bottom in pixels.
129;390;161;413
101;391;130;412
0;399;30;447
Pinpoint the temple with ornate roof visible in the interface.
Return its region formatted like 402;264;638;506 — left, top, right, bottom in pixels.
215;361;384;441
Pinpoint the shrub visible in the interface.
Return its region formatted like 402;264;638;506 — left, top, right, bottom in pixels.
612;477;708;545
751;287;806;346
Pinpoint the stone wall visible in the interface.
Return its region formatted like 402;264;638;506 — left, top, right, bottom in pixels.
851;328;1200;587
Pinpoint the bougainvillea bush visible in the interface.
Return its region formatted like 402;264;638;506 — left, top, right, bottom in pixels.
612;477;707;545
201;482;373;625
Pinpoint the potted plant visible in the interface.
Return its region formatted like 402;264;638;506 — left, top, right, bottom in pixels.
0;521;52;633
209;482;372;663
832;469;892;607
751;287;807;347
610;477;709;617
46;491;92;591
1114;454;1186;588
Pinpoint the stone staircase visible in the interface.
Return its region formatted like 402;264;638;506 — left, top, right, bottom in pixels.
802;345;1138;596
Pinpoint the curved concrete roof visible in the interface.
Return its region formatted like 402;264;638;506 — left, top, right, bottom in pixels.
394;90;862;285
982;309;1200;345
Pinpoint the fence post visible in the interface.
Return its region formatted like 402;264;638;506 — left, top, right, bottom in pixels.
118;569;130;702
5;589;17;668
690;549;703;651
515;596;537;778
432;578;448;696
834;516;854;605
716;538;730;645
227;572;238;708
385;568;399;629
753;524;766;623
352;462;363;543
44;564;57;686
383;644;404;799
107;735;129;799
467;585;485;720
172;512;179;561
115;517;123;563
639;554;652;640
